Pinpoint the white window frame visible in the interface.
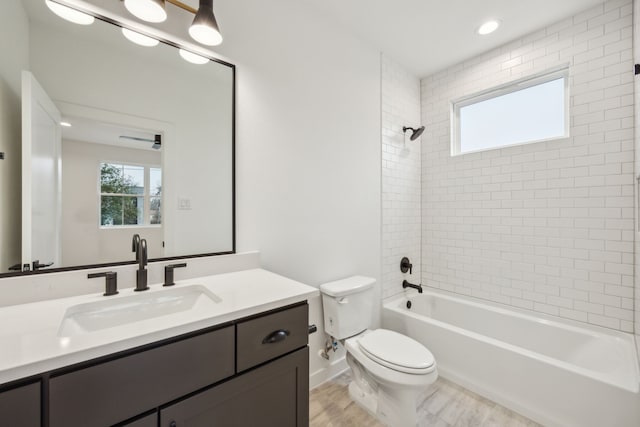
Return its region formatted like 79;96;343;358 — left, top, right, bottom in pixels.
98;161;162;229
450;65;570;156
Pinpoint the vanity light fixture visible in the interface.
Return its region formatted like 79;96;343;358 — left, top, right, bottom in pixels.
60;121;72;127
122;28;160;47
45;0;95;25
124;0;167;23
189;0;223;46
477;20;500;35
122;0;224;46
47;0;214;64
179;49;209;65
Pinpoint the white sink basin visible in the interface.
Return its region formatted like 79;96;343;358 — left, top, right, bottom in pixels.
58;285;222;337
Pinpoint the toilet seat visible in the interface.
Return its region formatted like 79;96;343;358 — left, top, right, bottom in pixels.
357;329;435;375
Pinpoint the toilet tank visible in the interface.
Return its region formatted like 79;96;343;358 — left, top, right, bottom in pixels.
320;276;375;339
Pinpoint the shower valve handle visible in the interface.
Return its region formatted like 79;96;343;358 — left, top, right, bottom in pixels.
400;257;413;274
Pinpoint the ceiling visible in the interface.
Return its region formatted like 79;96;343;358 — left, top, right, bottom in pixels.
301;0;606;77
62;116;161;152
48;0;607;78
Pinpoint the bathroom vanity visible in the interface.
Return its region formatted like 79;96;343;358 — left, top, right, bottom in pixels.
0;269;317;426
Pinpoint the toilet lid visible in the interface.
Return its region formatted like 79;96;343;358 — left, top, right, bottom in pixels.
358;329;435;373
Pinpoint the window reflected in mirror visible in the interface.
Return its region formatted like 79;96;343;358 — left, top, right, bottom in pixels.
100;162;162;227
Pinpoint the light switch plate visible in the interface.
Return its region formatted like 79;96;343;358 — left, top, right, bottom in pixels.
178;197;191;210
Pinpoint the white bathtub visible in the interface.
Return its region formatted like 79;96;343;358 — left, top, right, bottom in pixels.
382;291;640;427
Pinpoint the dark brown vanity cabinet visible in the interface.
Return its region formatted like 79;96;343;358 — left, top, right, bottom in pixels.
0;302;309;427
0;381;41;427
159;303;310;427
160;347;309;427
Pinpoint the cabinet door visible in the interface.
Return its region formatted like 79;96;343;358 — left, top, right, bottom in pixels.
120;412;157;427
161;347;309;427
0;382;40;427
50;326;234;427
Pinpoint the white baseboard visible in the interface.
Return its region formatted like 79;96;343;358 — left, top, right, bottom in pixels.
309;355;348;389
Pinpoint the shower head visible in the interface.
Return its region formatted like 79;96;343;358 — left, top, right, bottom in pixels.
403;126;425;141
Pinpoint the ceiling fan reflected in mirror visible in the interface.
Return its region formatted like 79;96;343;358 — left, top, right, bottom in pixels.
119;133;162;150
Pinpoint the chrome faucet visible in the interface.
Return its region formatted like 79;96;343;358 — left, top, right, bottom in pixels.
132;234;149;291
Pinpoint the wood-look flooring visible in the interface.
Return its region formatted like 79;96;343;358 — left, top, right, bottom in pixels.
310;373;542;427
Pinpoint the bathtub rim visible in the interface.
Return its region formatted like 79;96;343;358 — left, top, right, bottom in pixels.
383;289;640;393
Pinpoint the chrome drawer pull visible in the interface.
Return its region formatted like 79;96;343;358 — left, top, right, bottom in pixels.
262;329;290;344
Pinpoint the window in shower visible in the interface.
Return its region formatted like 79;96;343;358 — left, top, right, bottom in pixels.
451;66;569;156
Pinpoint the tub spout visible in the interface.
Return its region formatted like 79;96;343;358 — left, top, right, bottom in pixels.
402;280;423;293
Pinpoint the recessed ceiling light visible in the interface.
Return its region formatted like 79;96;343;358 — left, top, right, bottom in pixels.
45;0;95;25
477;20;500;35
122;28;160;47
179;49;209;65
60;121;72;127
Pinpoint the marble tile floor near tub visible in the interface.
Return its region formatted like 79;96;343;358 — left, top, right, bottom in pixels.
309;373;541;427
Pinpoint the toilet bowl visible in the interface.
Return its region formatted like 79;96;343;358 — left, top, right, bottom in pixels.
345;329;437;426
320;276;438;427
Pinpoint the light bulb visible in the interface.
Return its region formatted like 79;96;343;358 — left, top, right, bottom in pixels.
45;0;95;25
179;49;209;65
122;28;159;47
189;24;223;46
189;1;223;46
123;0;167;23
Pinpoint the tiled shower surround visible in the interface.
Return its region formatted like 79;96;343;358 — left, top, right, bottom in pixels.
633;0;640;348
381;54;422;299
420;0;635;331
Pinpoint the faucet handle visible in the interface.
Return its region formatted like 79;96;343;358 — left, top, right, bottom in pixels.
400;257;413;274
164;263;187;287
88;271;118;296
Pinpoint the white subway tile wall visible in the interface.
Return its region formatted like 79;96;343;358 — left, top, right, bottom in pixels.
633;0;640;338
381;54;422;299
421;0;634;331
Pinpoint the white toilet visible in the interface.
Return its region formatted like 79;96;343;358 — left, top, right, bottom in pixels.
320;276;437;427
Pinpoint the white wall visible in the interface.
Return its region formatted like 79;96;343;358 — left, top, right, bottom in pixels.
61;140;163;265
633;0;640;341
421;0;635;332
217;0;382;386
191;0;382;386
0;0;29;272
219;1;381;286
381;54;422;299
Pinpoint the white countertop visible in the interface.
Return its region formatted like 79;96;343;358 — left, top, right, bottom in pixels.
0;268;318;385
